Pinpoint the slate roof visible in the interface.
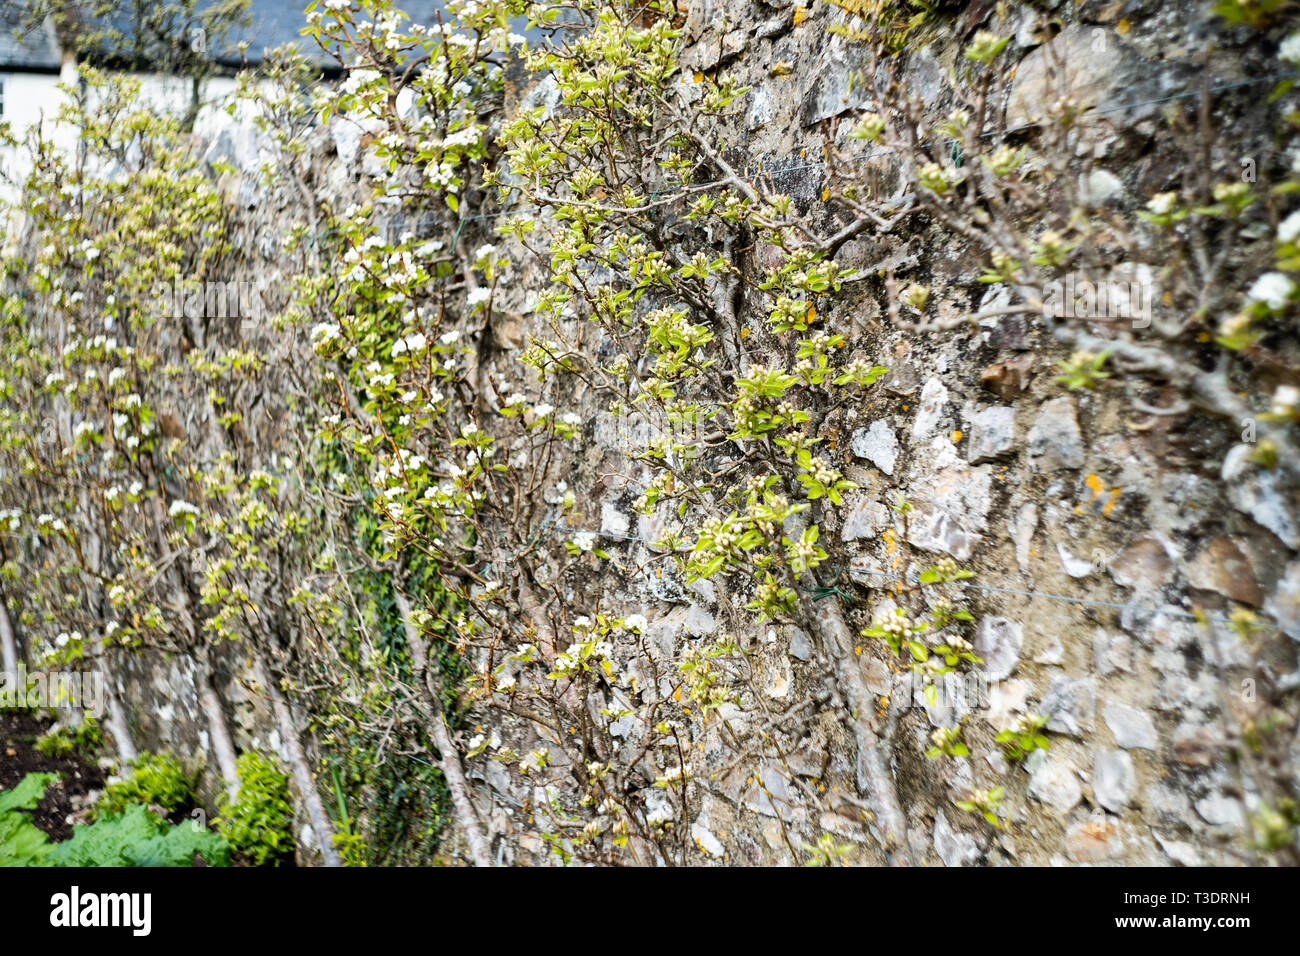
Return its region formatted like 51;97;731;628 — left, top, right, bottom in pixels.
211;0;455;69
2;2;523;74
0;10;63;72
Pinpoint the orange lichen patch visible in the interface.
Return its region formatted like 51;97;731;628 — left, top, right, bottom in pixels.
793;6;808;25
1082;472;1122;516
806;303;817;323
822;186;831;201
951;429;962;443
1117;18;1131;33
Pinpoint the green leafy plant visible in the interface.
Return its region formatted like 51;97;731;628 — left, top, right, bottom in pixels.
215;751;295;866
1;771;228;866
47;803;229;867
995;713;1050;762
1054;350;1111;391
955;787;1005;828
35;718;103;759
802;832;852;866
0;772;60;866
95;752;197;820
1251;798;1300;852
926;723;969;759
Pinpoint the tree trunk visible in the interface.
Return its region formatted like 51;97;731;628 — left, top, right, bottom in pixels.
799;584;915;865
196;652;241;802
393;588;493;866
252;655;342;867
102;676;138;765
0;591;18;676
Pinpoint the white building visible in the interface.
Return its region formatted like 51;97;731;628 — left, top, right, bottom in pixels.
0;3;457;209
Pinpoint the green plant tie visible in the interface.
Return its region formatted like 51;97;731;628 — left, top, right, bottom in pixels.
801;564;851;601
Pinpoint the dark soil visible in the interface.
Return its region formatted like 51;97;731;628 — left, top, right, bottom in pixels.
0;710;106;841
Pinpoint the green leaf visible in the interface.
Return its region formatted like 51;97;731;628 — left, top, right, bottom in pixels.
0;772;59;814
48;804;229;867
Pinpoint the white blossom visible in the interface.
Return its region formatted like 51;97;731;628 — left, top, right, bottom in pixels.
1279;209;1300;245
1247;272;1295;311
1280;33;1300;66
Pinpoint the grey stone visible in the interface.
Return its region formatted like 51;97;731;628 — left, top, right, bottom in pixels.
746;85;773;130
1195;793;1246;830
1056;541;1095;578
933;808;981;867
911;377;949;441
1027;755;1082;812
788;627;812;662
690;820;725;858
1153;831;1203;866
851;420;898;475
883;362;921;396
967;405;1016;463
329;119;362;167
1093;630;1133;676
1093;749;1136;811
1222;444;1299;548
740;762;795;818
684;604;718;637
1033;636;1064;665
1009;502;1038;573
1027;397;1085;472
798;41;872;126
1008;23;1133;129
1106;535;1176;590
975;617;1022;682
1080;168;1124;205
1041;676;1096;738
1103;701;1158;750
840;495;888;542
905;436;995;561
1265;560;1300;642
1146;783;1191;825
600;500;630;537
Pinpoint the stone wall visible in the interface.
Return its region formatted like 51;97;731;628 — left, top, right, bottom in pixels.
113;0;1300;865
